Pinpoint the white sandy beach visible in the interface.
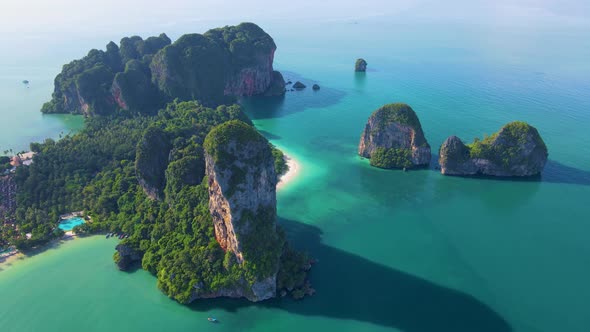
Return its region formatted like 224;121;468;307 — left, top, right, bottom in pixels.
0;232;78;267
277;155;300;191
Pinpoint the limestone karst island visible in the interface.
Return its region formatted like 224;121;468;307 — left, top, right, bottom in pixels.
1;2;589;332
1;23;312;303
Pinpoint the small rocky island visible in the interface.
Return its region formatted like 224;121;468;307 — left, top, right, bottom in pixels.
355;58;367;72
293;81;306;89
359;103;431;169
439;121;548;176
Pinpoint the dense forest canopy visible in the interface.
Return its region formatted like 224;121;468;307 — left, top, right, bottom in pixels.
1;100;300;301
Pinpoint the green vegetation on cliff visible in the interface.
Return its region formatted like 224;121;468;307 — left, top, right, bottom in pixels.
42;23;279;116
204;121;283;282
370;147;413;169
42;34;170;115
204;120;268;167
113;59;165;115
360;102;431;169
135;126;171;198
238;206;283;281
467;121;547;168
271;146;288;176
373;103;424;138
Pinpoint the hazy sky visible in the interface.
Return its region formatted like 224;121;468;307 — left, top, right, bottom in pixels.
0;0;588;67
1;0;588;38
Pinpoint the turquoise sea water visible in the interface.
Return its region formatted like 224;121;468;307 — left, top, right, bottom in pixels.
58;217;86;231
1;14;590;332
0;64;84;153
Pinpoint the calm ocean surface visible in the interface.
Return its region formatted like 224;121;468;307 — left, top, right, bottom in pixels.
1;15;589;332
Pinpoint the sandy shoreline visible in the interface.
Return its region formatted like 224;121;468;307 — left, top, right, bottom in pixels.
0;231;78;267
277;154;300;191
0;248;20;265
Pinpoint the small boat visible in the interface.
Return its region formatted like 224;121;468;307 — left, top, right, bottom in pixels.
208;317;218;323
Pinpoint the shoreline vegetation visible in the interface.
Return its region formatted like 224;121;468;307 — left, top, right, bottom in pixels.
1;216;85;268
1;154;302;268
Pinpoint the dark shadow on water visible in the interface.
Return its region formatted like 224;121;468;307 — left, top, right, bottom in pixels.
120;262;142;273
354;71;367;90
257;130;282;141
189;218;512;332
241;71;346;120
541;160;590;186
356;159;430;210
432;157;590;186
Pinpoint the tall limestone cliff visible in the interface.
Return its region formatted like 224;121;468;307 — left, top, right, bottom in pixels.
135;126;171;200
439;121;548;176
42;23;284;116
42;34;170;116
202;120;282;301
359;103;431;169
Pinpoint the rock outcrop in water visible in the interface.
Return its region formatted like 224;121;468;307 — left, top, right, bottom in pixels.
293;81;306;89
42;23;284;116
359;103;431;169
439;121;548;176
114;243;143;270
355;58;367;72
263;71;287;96
202;120;282;301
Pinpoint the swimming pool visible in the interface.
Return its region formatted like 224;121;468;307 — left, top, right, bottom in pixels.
58;217;85;231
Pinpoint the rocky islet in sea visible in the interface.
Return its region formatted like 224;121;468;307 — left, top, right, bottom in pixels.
438;121;548;177
292;81;306;89
358;103;431;169
358;102;548;177
355;58;367;72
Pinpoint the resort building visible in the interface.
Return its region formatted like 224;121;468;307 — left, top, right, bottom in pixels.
10;151;36;167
